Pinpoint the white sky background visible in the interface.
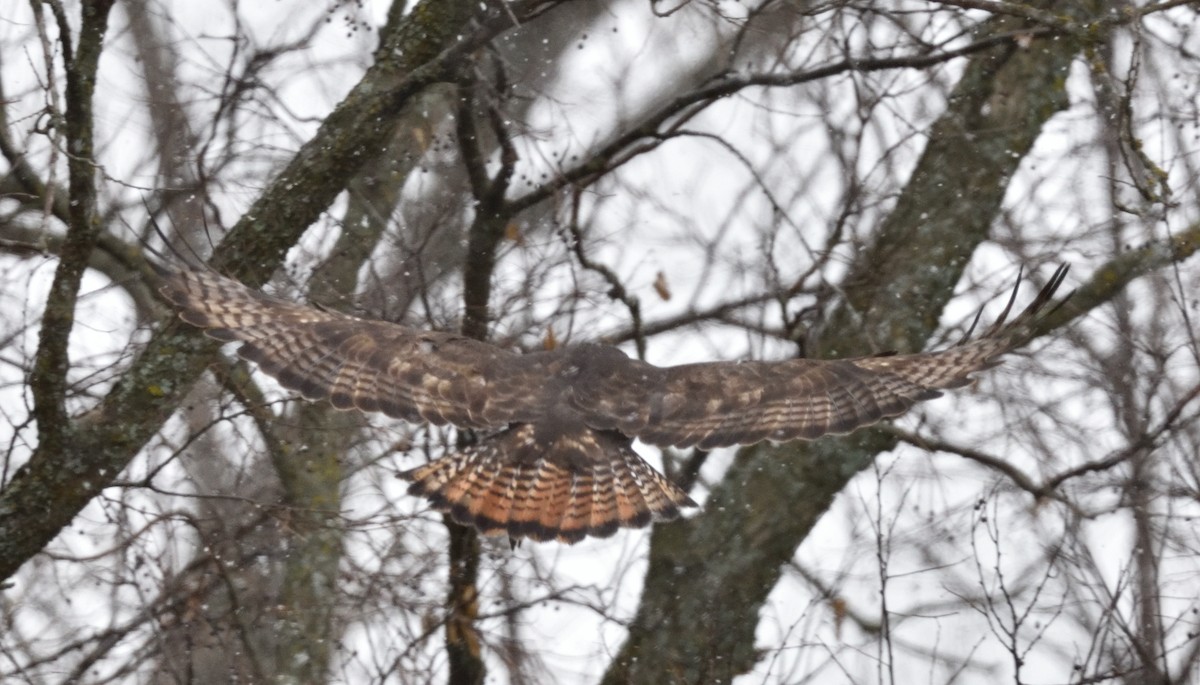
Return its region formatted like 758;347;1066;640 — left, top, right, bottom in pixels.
2;0;1199;683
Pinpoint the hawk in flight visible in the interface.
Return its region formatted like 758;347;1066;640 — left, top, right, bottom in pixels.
155;262;1068;543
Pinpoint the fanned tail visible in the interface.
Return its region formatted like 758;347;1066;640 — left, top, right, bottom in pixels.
400;424;696;543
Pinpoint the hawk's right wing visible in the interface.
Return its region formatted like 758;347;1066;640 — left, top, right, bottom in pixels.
570;265;1069;450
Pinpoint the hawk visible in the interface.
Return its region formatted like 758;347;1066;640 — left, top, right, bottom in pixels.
155;261;1068;543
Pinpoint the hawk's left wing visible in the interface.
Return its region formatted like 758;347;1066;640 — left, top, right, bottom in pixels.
154;263;557;429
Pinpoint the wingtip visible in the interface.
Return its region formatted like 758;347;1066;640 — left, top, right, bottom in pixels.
974;263;1072;345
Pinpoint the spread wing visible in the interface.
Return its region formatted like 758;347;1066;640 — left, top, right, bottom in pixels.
156;260;1066;543
154;263;555;429
157;261;1067;452
569;265;1070;450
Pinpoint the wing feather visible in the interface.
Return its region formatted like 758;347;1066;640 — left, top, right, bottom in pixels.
155;263;548;429
575;265;1069;449
157;260;1067;461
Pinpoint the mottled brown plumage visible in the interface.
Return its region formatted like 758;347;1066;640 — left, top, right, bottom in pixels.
155;261;1068;543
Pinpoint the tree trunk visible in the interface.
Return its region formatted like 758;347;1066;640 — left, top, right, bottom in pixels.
603;6;1088;681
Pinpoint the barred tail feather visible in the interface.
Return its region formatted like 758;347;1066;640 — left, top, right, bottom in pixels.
400;424;695;543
